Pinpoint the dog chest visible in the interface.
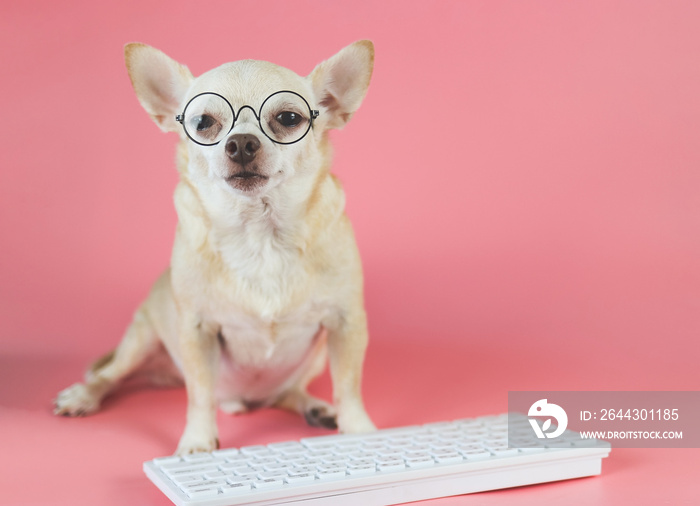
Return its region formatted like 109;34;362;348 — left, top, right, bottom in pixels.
214;304;326;401
217;307;322;367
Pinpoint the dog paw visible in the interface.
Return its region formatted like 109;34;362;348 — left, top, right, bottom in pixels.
219;399;248;415
304;404;338;430
337;409;376;434
176;432;220;456
53;383;101;417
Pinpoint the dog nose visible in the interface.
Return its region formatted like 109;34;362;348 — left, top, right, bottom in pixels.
225;134;261;165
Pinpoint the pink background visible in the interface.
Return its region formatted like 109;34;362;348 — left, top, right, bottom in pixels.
1;1;699;504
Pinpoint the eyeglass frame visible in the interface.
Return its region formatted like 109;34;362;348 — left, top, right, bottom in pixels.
175;90;320;146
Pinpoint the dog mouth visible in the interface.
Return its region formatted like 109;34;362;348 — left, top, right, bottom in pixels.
225;171;269;192
228;171;268;181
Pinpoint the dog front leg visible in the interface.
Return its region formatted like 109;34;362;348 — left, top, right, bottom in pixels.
327;308;376;434
175;312;220;455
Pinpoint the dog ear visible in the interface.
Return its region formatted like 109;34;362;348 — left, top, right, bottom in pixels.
308;40;374;130
124;43;193;133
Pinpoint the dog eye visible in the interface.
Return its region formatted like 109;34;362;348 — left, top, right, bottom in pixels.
193;115;217;131
276;111;302;127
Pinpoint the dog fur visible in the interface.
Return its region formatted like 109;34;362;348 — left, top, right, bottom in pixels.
54;41;376;455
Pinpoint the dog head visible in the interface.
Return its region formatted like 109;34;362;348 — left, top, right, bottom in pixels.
125;42;374;198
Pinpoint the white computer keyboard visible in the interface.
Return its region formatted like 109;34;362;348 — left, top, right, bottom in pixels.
144;413;611;506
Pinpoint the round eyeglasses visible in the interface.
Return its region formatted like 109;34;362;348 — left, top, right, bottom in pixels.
175;90;319;146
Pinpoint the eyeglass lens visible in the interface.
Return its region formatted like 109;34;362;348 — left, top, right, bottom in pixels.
181;92;313;145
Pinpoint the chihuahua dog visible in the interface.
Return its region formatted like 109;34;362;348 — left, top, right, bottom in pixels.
54;41;376;455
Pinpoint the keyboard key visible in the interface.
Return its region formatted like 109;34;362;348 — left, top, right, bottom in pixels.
297;458;322;467
221;456;249;466
484;438;509;447
457;443;485;452
263;462;290;471
321;454;349;464
253;477;285;490
317;463;348;472
545;441;574;448
164;466;219;478
232;467;258;477
226;476;254;486
203;470;231;479
276;454;307;463
160;459;224;470
221;482;252;495
460;449;491;460
439;433;463;441
171;475;205;485
183;453;214;462
288;466;316;475
180;479;226;491
185;485;220;499
308;443;336;451
377;460;406;472
334;446;361;455
376;449;404;458
489;447;520;457
257;470;289;479
348;458;375;468
268;441;305;452
405;444;432;453
316;469;347;480
286;472;317;485
347;463;377;476
240;445;268;454
406;456;436;468
349;451;376;460
249;458;278;466
432;451;463;464
572;438;605;448
212;448;240;459
415;435;440;444
429;442;455;451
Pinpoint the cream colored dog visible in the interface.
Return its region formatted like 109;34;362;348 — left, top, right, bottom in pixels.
54;41;376;455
